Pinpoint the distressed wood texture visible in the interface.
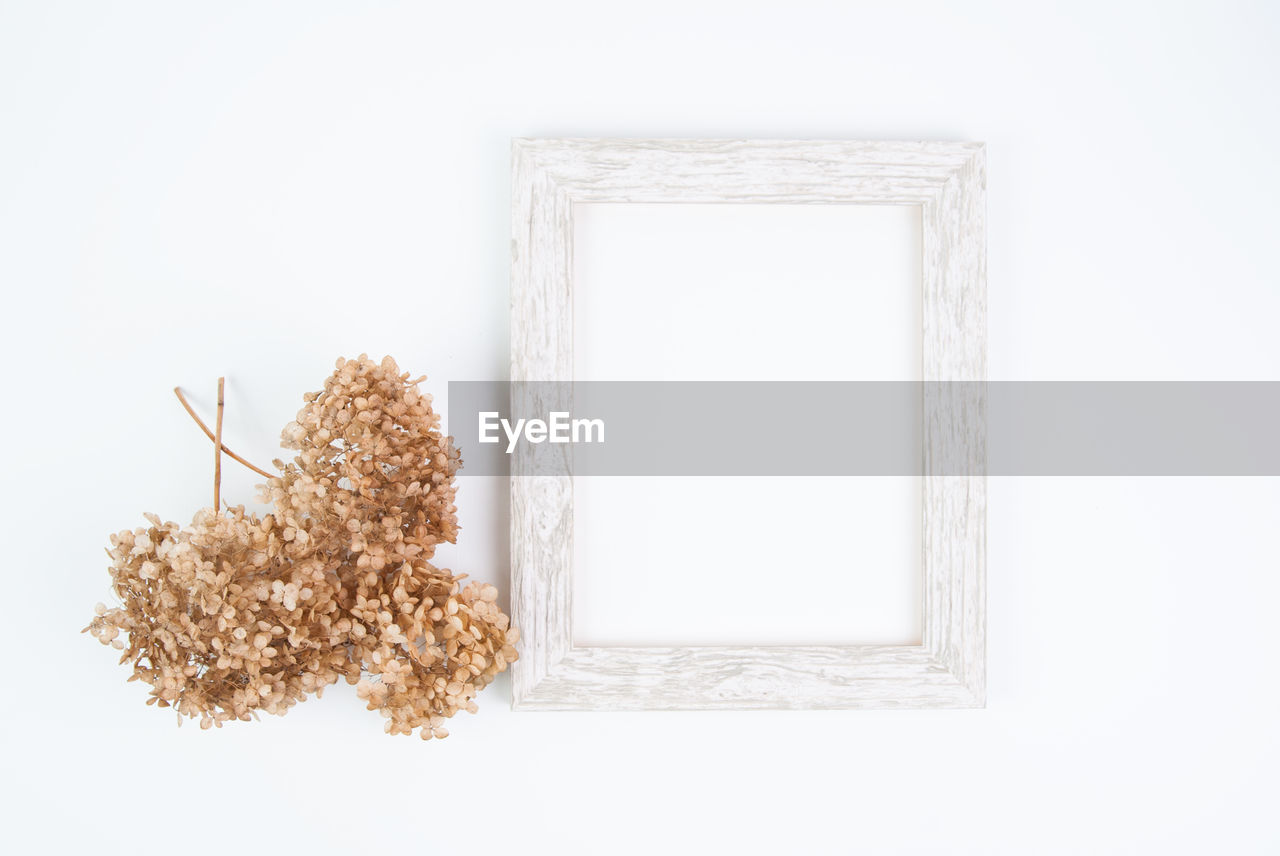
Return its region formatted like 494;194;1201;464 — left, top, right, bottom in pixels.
511;138;986;710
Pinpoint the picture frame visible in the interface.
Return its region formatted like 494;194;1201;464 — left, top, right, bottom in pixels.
510;138;986;710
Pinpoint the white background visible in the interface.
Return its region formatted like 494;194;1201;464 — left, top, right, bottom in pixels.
573;204;923;646
2;2;1278;854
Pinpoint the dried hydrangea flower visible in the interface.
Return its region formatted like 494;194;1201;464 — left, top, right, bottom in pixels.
86;356;517;739
84;507;351;727
269;353;461;565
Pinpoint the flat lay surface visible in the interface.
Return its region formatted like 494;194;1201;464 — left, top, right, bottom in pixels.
2;1;1278;853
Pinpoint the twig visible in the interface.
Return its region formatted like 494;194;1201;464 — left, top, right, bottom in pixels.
172;386;273;479
214;377;225;511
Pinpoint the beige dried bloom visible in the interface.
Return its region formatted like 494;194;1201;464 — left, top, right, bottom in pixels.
269;353;460;564
86;356;517;739
84;507;352;727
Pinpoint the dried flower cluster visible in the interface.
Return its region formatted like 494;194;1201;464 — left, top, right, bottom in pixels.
86;355;517;739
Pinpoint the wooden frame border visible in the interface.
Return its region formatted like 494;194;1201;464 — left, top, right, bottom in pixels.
510;139;986;710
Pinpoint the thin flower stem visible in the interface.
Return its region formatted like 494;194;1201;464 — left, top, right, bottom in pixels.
172;386;273;478
214;377;225;511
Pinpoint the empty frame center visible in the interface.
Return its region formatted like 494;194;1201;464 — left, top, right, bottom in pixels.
571;202;924;647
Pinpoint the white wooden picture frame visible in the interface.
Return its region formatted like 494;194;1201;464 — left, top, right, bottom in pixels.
510;139;986;710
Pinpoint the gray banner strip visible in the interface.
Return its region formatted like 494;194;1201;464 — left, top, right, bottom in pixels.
446;382;1280;476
